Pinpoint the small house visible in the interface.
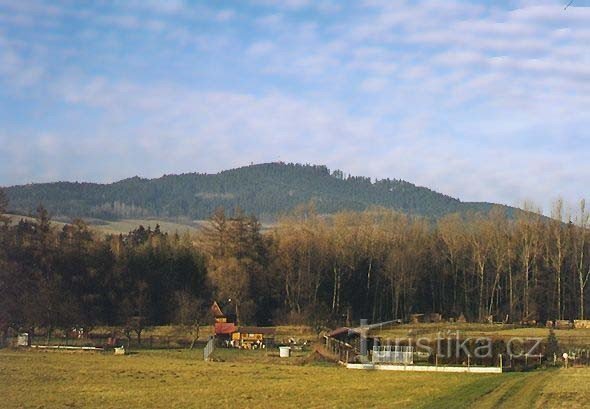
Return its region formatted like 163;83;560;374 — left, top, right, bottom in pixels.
210;301;275;348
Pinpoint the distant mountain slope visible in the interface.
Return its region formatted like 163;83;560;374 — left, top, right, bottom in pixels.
4;162;518;220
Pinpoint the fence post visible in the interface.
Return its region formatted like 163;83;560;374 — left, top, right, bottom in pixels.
204;336;215;361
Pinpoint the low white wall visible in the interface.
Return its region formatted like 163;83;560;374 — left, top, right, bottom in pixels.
346;363;502;374
30;345;104;351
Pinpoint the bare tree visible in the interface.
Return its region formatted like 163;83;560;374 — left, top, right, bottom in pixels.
438;214;468;315
516;202;542;321
467;214;492;321
174;291;206;349
548;200;567;320
574;200;590;319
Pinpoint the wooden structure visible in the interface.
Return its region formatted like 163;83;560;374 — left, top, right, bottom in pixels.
211;301;275;348
325;325;416;364
211;300;237;341
325;327;360;363
230;327;275;349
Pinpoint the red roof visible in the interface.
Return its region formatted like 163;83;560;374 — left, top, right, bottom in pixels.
210;301;225;318
214;322;237;335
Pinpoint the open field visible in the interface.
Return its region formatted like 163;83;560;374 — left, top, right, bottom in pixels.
4;214;201;235
3;214;276;235
84;218;202;236
1;348;589;408
371;323;590;346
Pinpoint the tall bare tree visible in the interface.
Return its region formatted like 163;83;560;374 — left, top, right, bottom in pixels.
574;200;590;319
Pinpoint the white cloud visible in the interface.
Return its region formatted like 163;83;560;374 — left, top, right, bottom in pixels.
1;0;589;211
246;41;275;56
215;9;236;22
359;77;389;93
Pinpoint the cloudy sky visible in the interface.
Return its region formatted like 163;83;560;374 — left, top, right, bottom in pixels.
0;0;589;212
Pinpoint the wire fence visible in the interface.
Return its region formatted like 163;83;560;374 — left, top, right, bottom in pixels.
372;345;414;364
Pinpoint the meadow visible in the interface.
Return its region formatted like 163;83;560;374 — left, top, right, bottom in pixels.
1;347;589;409
371;323;590;347
5;214;201;235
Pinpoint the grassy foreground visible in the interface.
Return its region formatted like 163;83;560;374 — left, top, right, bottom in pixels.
2;349;589;408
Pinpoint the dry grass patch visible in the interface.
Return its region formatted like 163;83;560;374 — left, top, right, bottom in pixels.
536;368;590;408
0;348;510;409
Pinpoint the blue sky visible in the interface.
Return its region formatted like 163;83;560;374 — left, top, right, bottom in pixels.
1;0;589;212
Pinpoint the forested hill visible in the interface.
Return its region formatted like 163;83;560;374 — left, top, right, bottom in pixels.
4;162;516;220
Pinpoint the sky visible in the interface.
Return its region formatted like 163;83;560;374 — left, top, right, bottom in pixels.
0;0;589;213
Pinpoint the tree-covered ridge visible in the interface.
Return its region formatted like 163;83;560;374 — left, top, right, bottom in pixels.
4;162;516;220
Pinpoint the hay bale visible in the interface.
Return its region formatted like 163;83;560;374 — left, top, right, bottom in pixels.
574;320;590;329
555;320;572;330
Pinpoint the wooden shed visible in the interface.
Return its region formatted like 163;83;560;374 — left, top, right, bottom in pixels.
230;326;275;349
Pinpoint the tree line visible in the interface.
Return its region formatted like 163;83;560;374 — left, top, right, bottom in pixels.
269;201;590;325
1;186;590;341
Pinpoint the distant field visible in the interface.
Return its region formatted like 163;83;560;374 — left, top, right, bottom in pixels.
89;218;202;235
1;348;589;408
3;214;277;235
371;323;590;346
4;214;201;235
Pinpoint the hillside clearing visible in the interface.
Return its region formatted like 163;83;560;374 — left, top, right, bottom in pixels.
4;214;201;235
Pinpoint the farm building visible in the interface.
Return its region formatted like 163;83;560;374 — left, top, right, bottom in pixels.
325;324;414;364
211;301;275;348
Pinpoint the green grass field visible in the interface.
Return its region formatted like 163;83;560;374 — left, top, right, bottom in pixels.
2;348;589;408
